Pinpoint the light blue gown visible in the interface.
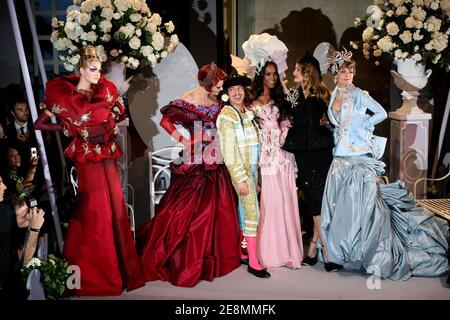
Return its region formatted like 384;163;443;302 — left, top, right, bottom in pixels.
320;83;449;280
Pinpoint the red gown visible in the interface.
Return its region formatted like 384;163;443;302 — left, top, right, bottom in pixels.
136;99;241;287
35;75;144;296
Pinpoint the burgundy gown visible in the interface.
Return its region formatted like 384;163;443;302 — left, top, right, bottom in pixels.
35;75;145;296
136;99;241;287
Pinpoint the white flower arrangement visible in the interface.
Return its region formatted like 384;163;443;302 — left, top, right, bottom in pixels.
51;0;179;71
353;0;450;71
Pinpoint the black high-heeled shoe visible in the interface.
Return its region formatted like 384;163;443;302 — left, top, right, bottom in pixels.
324;262;343;272
302;253;318;266
240;258;249;265
247;265;271;278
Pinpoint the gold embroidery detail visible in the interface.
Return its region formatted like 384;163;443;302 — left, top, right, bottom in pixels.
106;87;113;103
51;104;67;114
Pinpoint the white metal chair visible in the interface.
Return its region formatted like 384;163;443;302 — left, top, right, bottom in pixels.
126;184;136;241
414;169;450;220
69;166;137;235
148;146;183;219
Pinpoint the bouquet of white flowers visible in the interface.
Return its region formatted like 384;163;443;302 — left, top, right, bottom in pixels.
21;255;70;300
352;0;450;71
51;0;179;71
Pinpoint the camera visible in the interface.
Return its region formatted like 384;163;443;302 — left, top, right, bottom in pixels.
31;147;38;158
27;198;38;208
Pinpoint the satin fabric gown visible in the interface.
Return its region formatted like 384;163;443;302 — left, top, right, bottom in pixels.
36;75;145;296
257;103;303;268
321;85;449;280
137;99;241;287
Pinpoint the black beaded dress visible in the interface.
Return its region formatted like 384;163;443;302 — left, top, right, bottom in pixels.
283;90;333;216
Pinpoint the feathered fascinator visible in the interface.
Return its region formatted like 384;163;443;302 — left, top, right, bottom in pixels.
232;33;289;81
327;47;353;74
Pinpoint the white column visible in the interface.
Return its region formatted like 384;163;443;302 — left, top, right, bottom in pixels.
389;111;431;199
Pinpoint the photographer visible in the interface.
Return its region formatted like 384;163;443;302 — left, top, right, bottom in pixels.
0;174;45;300
2;146;39;202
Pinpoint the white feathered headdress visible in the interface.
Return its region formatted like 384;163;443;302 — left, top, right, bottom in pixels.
231;33;289;82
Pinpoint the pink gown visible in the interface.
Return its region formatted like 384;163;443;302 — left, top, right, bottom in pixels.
257;102;303;268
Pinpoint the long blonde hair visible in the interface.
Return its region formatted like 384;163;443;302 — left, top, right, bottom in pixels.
79;45;100;69
299;61;330;102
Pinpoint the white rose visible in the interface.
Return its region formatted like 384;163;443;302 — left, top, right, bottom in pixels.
69;54;80;65
394;49;403;58
129;36;141;50
113;13;121;20
426;17;442;32
425;42;434;50
441;0;450;11
161;51;168;58
350;41;359;49
405;17;416;29
86;31;98;43
81;0;95;13
386;10;394;17
430;1;439;10
131;0;143;11
395;6;408;16
413;0;424;5
221;94;229;102
386;22;400;36
121;55;129;62
136;29;142;37
130;13;142;23
390;0;405;6
412;53;422;61
373;49;382;57
165;21;175;33
50;31;59;43
399;30;413;44
149;13;162;26
431;32;449;52
63;63;75;72
67;9;80;23
367;5;384;21
101;7;114;20
151;32;165;51
79;12;91;26
412;7;427;21
110;49;120;57
26;257;42;268
146;22;157;33
362;27;374;42
416;20;423;29
100;20;112;33
115;0;131;12
101;34;111;42
245;110;254;121
377;35;396;52
148;53;157;66
402;52;408;58
168;34;179;52
51;17;59;28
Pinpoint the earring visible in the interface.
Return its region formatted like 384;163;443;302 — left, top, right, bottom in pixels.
333;77;337;84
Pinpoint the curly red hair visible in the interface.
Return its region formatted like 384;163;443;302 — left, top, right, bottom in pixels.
197;64;227;92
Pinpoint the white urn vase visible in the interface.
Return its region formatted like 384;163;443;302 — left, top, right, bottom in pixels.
391;58;432;115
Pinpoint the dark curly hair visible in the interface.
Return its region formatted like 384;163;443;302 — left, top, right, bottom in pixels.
250;61;290;123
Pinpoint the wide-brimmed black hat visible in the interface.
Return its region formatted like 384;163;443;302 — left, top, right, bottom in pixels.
223;68;252;91
298;51;322;78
